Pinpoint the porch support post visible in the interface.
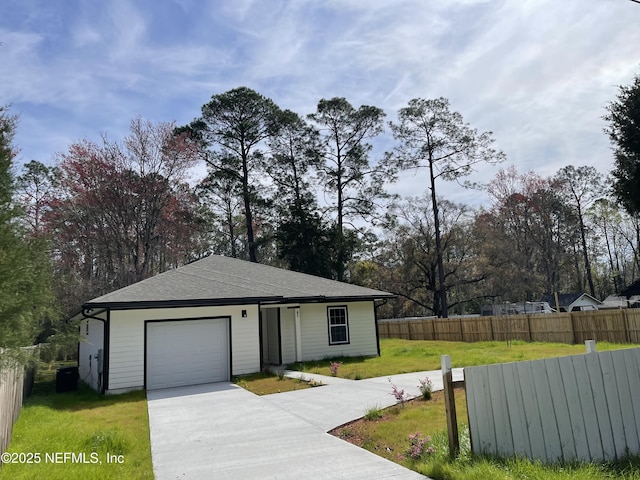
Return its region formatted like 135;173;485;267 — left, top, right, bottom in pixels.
295;308;302;362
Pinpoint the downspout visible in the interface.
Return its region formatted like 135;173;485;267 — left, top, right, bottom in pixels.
81;306;110;394
374;299;388;357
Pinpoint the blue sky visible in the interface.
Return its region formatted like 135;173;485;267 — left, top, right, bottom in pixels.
1;0;639;205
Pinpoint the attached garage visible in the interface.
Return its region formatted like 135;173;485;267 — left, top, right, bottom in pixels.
145;318;230;390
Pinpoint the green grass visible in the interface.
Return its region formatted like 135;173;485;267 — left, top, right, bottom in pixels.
290;338;636;378
1;380;153;480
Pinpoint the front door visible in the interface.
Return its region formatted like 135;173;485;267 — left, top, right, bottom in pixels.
261;308;281;366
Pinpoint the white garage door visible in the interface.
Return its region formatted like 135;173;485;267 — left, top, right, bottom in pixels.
146;318;230;390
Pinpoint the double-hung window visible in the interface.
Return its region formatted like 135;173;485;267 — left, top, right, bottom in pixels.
328;306;349;345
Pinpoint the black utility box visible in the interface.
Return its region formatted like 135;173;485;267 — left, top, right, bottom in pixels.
56;366;78;393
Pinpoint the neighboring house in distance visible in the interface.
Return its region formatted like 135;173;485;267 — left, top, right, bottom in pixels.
540;293;601;312
76;255;394;394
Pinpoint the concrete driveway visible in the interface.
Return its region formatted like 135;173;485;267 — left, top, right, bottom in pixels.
147;369;463;479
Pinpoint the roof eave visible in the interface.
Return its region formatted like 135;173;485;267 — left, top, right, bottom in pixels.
83;293;396;311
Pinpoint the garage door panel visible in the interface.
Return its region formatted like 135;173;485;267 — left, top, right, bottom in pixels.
146;319;229;390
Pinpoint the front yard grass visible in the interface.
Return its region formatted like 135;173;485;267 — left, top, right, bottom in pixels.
232;371;314;395
291;338;635;379
1;379;153;480
332;389;640;480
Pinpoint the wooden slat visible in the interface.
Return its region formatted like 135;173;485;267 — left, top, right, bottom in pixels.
599;351;627;459
531;359;562;462
545;357;576;462
501;362;531;458
515;361;547;461
572;354;604;460
584;351;616;460
557;355;591;460
464;366;479;454
488;364;512;457
616;351;640;454
469;365;497;455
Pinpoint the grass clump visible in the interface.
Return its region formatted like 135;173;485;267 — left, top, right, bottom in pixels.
364;405;383;421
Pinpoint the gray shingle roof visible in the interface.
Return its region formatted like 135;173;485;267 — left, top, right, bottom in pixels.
86;255;394;308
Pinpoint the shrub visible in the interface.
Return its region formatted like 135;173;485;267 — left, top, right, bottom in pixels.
398;431;435;461
418;377;433;400
388;378;408;407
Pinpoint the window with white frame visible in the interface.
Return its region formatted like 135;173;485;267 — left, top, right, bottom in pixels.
328;306;349;345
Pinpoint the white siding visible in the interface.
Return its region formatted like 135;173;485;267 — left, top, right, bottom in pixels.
78;316;105;391
298;301;378;361
107;305;260;393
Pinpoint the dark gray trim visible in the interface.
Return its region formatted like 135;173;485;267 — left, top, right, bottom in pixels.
104;309;110;394
84;294;395;311
277;308;282;366
327;305;350;346
374;299;387;357
258;309;264;371
143;316;232;390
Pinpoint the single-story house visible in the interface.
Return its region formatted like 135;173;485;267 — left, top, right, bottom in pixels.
540;293;601;312
77;255;394;394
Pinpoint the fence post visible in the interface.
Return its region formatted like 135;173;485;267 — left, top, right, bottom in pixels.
623;309;631;344
585;339;596;354
441;354;459;458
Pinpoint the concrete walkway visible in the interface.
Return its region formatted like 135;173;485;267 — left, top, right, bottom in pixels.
269;368;464;431
147;369;463;479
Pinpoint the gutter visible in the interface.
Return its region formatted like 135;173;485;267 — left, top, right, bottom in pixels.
80;306;110;394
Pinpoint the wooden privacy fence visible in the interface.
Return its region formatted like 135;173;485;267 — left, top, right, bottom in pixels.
1;347;38;458
0;362;26;458
465;346;640;463
378;309;640;345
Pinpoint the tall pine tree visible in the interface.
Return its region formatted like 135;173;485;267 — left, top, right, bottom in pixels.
0;106;57;363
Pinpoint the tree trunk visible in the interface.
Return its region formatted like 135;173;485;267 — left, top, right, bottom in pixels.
429;155;448;318
241;145;257;263
577;205;595;297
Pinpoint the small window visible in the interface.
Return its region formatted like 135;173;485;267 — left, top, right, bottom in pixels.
328;306;349;345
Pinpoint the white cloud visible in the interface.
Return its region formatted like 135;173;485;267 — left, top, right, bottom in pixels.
1;0;639;204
